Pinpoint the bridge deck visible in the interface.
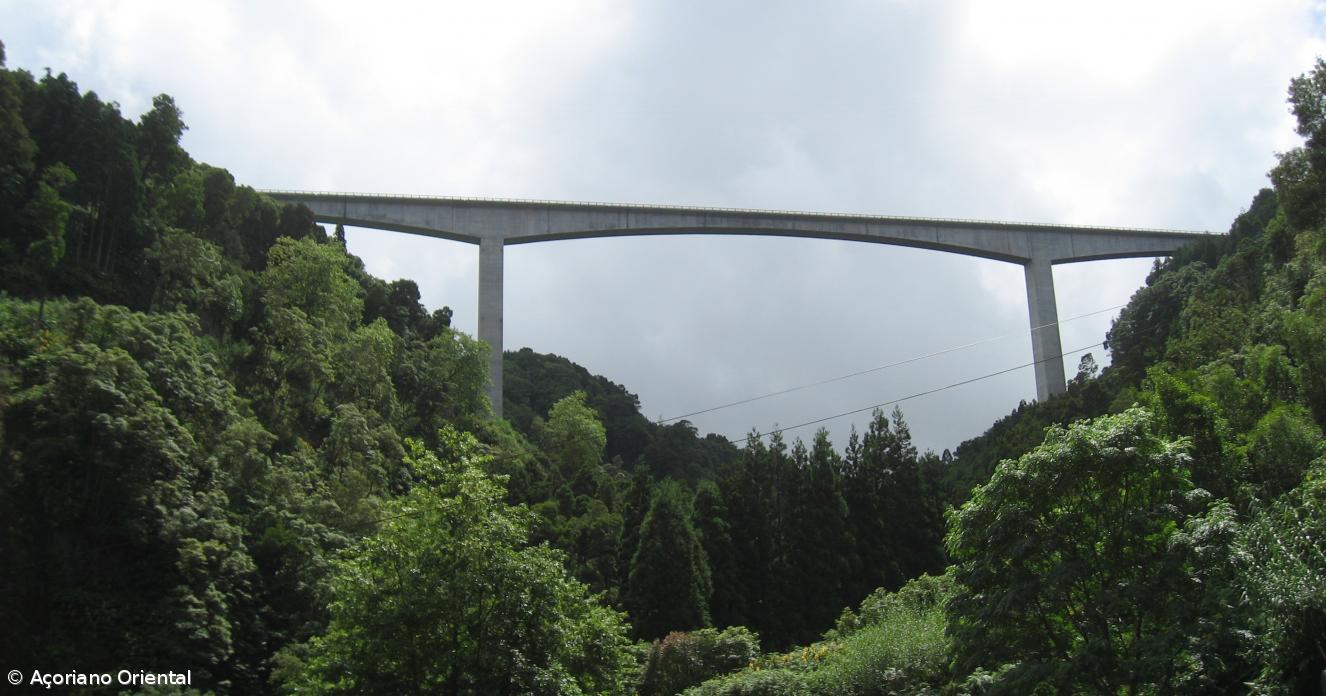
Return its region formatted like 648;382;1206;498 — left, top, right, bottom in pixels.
260;189;1210;265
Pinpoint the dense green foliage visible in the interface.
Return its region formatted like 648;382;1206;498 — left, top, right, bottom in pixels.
503;348;739;481
683;573;953;696
1237;462;1326;691
500;369;948;651
947;409;1242;693
935;355;1117;506
0;47;642;693
626;479;713;639
711;414;944;649
282;432;636;695
638;627;760;696
0;300;253;685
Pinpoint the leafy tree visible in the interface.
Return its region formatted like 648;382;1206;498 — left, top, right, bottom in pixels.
0;40;36;211
361;277;444;339
563;497;626;597
947;408;1244;693
514;391;628;596
0;299;253;688
1281;305;1326;429
254;236;368;440
1070;352;1099;387
136;93;189;189
543;390;608;494
285;432;637;695
615;465;653;591
641;419;735;483
146;226;244;332
330;318;400;418
23;70;145;284
1164;275;1253;369
1144;368;1243;502
1243;403;1322;498
503;347;678;466
639;627;760;696
1275;59;1326;229
318;403;402;530
17;162;75;318
393;326;490;441
261;236;364;336
1105;262;1209;381
1238;462;1326;693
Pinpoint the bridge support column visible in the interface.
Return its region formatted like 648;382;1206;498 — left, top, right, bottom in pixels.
1024;256;1067;402
479;237;504;417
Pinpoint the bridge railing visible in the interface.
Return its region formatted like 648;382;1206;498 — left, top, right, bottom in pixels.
256;189;1211;237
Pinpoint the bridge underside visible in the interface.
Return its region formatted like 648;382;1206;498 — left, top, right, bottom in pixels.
264;191;1208;416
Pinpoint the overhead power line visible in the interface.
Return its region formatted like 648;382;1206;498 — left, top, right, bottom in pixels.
659;304;1124;424
725;341;1104;446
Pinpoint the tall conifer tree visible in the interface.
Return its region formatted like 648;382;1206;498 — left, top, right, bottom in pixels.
625;480;712;639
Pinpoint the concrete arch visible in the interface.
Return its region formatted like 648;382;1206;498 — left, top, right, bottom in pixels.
263;190;1212;415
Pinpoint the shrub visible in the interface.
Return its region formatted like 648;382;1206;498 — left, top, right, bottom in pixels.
640;626;761;696
810;605;947;695
685;574;952;696
683;668;810;696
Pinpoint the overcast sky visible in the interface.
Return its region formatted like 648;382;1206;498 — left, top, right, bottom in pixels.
6;1;1325;454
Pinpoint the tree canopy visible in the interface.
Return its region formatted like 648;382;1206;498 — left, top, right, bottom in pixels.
285;432;636;695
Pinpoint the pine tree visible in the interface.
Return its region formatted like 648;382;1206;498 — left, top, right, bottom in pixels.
790;429;853;639
615;465;652;591
846;409;908;598
694;478;739;628
625;480;712;639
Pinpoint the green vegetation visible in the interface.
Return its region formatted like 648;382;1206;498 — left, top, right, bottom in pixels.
6;35;1326;695
639;627;760;696
683;574;952;696
0;41;946;692
682;56;1326;694
627;479;714;639
281;432;636;695
948;409;1242;692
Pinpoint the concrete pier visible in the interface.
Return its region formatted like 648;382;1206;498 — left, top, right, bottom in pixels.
478;237;504;417
1024;257;1066;402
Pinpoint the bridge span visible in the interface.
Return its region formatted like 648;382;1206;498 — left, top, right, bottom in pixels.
262;190;1211;417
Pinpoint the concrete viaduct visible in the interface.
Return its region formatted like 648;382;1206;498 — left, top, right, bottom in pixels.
263;190;1210;417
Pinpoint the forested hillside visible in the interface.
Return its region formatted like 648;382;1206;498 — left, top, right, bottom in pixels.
936;187;1283;508
7;36;1326;696
502;347;740;482
683;63;1326;694
0;41;949;694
